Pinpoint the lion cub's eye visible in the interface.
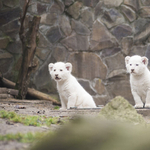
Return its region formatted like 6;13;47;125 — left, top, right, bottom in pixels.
130;64;132;66
60;69;63;71
136;64;139;66
54;69;56;71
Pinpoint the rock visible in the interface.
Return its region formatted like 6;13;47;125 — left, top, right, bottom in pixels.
66;1;83;19
37;3;48;14
0;51;13;74
61;32;89;51
78;80;96;95
111;24;133;41
39;25;51;35
105;52;126;77
71;19;90;36
80;7;94;28
133;18;150;35
139;6;150;18
49;0;64;14
40;13;58;25
134;23;150;44
145;44;150;66
67;52;107;80
99;96;145;124
93;95;109;105
46;26;64;44
77;0;99;7
129;45;147;56
2;19;20;33
90;19;118;50
3;0;19;8
38;0;53;3
101;47;121;58
0;37;10;49
120;4;136;22
0;7;21;26
121;36;133;55
106;76;134;105
91;78;106;95
38;32;52;48
141;0;150;6
101;8;125;29
64;0;74;6
60;15;72;37
102;0;123;7
36;47;51;61
124;0;140;11
94;1;103;18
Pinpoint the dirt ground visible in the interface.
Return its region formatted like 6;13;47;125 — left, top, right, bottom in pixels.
1;98;150;150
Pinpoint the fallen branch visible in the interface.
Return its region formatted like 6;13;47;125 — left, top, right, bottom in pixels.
0;76;61;105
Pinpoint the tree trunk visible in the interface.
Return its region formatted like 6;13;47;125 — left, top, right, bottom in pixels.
16;0;41;99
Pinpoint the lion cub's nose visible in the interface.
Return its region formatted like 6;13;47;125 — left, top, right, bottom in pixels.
131;69;134;72
55;74;58;77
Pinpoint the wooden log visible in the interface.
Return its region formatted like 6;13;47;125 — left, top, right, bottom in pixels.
0;76;61;105
0;94;13;99
0;88;7;94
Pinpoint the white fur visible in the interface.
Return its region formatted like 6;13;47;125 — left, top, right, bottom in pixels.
48;62;96;109
125;55;150;108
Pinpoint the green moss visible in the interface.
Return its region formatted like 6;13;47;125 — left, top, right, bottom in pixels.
0;132;48;143
99;96;146;125
0;110;63;127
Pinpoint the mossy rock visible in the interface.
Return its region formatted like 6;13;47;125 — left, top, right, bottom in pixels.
99;96;146;124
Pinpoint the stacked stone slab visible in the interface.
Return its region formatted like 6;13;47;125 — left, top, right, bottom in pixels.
0;0;150;106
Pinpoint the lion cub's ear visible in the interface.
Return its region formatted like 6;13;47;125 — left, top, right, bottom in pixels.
48;63;54;72
141;57;148;66
65;63;72;73
125;56;131;65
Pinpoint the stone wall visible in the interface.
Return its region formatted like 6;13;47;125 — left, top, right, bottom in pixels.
1;0;150;105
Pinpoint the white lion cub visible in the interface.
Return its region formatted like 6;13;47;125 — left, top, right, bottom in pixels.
125;55;150;108
48;62;96;109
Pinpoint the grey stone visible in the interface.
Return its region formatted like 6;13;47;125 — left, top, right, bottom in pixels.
133;18;150;35
121;36;133;55
28;3;38;14
60;15;72;37
46;26;64;44
93;95;109;105
111;24;133;41
71;19;90;36
102;0;123;7
101;8;125;29
105;52;126;78
78;80;96;95
121;4;136;22
106;75;134;105
40;13;58;25
90;19;118;50
94;1;103;18
38;0;53;3
64;0;74;6
0;7;21;26
38;32;52;48
77;0;99;7
141;0;150;6
36;48;51;61
66;1;83;19
134;23;150;44
0;37;10;49
101;47;121;58
129;45;147;56
37;3;48;14
3;0;19;8
49;0;64;14
67;52;107;80
124;0;140;11
51;44;68;62
139;6;150;18
0;51;13;74
39;25;51;35
2;19;20;33
145;44;150;66
91;78;106;95
61;32;89;51
81;7;94;28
